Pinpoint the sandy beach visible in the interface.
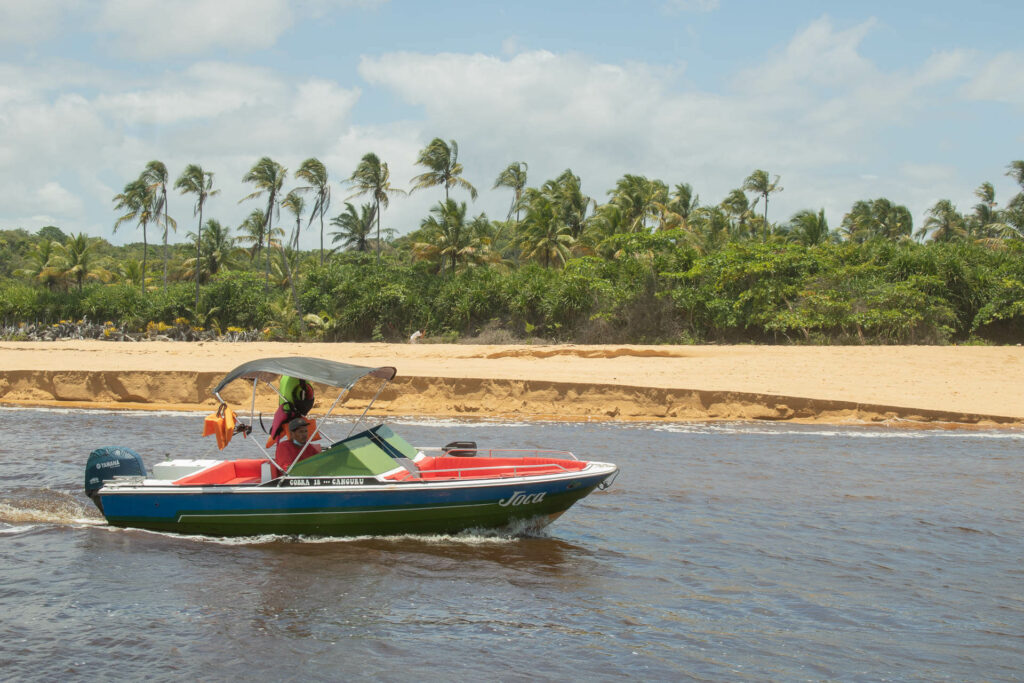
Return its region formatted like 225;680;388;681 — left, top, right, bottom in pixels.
1;341;1022;425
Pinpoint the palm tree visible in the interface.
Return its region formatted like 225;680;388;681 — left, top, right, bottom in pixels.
281;190;306;250
348;152;405;265
583;202;626;250
721;188;756;239
175;164;218;311
465;213;505;268
238;209;275;262
655;183;700;231
203;219;237;276
13;239;62;289
840;198;913;242
330;202;376;253
967;182;1010;242
1007;160;1024;188
142;161;175;288
410;138;478;202
543;169;592;240
272;237;302;317
112;177;155;292
493;161;528;222
182;219;236;280
52;233;111;291
412;199;474;274
1005;162;1024;236
922;199;966;242
240;156;287;289
608;174;669;233
742;169;782;236
520;196;575;268
787;209;832;246
295;158;331;266
687;206;731;254
115;259;146;287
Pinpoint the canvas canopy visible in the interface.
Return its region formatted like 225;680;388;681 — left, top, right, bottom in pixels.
213;357;397;394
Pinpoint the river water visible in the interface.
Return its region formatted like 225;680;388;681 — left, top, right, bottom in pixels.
0;408;1022;681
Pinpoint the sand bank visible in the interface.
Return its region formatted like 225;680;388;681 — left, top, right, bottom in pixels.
1;341;1022;425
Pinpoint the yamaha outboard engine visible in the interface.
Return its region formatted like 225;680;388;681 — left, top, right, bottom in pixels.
84;447;146;512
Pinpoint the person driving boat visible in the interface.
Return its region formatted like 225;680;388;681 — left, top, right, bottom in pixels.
274;416;322;474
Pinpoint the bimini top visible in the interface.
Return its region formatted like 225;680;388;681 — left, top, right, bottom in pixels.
213;357;397;394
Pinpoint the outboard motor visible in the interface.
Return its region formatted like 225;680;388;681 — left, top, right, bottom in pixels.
443;441;477;457
84;446;146;512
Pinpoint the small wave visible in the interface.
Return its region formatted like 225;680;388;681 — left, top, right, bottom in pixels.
119;529;525;546
389;416;533;429
643;422;1024;439
0;405;209;418
0;502;103;526
106;518;546;546
950;525;998;536
0;489;102;527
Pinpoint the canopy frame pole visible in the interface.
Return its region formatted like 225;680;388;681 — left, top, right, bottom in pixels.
215;379;279;466
231;378;287;472
249;377;258;426
315;385;351;441
346;379;390;438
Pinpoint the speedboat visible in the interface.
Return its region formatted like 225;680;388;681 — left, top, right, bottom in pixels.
84;357;618;537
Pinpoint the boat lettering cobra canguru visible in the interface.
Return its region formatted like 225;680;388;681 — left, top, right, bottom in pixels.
83;357;619;537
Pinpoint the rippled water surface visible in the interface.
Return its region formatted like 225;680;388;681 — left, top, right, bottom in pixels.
1;408;1023;681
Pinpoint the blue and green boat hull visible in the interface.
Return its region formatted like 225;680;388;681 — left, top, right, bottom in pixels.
97;469;615;537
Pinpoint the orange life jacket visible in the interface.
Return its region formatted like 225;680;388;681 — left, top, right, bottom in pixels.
203;404;226;439
203;404;238;450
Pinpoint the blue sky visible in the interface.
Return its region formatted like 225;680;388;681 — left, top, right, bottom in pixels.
1;0;1022;247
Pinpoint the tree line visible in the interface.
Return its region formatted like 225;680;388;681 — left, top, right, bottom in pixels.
1;145;1023;345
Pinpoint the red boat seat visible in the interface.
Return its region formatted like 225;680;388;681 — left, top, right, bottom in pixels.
382;456;587;481
174;459;270;486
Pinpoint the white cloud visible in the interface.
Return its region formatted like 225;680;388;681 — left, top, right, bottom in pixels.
95;0;294;59
963;52;1024;106
900;163;957;185
95;63;291;126
0;58;367;243
36;181;84;216
0;0;74;44
92;0;388;59
299;0;389;15
663;0;719;12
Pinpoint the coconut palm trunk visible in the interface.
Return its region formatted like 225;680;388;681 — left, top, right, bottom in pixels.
142;226;148;291
264;204;273;290
277;245;303;316
195;203;203;309
375;196;382;264
162;185;169;286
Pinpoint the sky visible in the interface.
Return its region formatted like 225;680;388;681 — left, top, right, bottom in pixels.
1;0;1022;248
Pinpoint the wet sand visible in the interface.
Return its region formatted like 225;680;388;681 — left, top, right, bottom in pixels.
1;341;1022;425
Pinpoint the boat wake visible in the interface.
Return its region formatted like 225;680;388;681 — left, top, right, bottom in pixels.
0;488;104;529
114;516;554;547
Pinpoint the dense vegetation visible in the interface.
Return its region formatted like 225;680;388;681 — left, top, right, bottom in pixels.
2;147;1023;345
